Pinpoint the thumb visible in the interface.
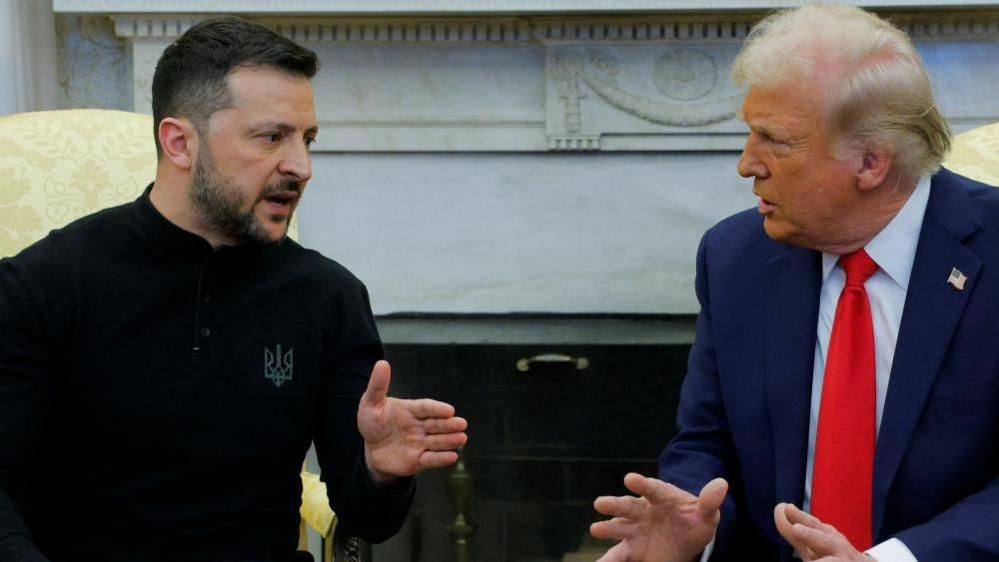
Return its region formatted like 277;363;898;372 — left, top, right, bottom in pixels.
362;360;391;406
697;477;728;518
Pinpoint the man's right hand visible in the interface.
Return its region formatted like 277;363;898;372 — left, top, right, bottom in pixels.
590;473;728;562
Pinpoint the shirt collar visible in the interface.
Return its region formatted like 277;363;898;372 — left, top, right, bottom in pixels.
821;175;931;289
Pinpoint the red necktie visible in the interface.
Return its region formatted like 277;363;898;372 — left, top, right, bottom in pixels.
812;249;878;550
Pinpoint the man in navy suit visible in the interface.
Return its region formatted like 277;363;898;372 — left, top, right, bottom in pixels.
591;5;998;562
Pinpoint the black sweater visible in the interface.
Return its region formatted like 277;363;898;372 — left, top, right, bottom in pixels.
0;187;413;562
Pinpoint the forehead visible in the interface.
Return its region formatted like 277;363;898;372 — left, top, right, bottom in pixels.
220;66;316;126
740;84;823;137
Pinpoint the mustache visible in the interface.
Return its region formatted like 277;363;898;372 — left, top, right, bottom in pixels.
259;180;303;200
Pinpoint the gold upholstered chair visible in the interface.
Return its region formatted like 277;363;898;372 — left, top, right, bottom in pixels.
942;121;999;185
0;109;156;257
0;109;346;561
300;468;359;562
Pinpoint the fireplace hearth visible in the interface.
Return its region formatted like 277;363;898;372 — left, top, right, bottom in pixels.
369;320;693;562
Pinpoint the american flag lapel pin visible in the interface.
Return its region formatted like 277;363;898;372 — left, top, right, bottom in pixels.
947;267;967;291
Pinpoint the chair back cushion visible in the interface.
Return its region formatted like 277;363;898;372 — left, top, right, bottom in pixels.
0;109;156;258
943;121;999;186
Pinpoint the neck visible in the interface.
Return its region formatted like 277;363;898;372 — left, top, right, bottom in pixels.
816;171;919;255
149;168;233;249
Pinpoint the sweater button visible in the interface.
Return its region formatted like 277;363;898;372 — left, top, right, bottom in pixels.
200;327;211;337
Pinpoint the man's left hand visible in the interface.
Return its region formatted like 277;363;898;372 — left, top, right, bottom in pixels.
357;360;468;484
774;503;872;562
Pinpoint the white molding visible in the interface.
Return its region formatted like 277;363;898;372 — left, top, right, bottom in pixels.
53;0;999;15
107;13;999;42
321;116;544;128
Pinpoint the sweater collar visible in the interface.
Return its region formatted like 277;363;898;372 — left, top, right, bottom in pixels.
134;183;218;262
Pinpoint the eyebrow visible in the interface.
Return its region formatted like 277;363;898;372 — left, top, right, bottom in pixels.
750;121;789;142
252;121;319;136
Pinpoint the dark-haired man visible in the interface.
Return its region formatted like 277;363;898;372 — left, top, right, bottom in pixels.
0;16;466;562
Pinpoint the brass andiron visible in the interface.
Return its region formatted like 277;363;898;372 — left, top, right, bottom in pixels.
445;447;474;562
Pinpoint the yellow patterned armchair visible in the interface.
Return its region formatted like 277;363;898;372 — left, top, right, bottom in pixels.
943;121;999;185
0;109;341;561
0;109;156;258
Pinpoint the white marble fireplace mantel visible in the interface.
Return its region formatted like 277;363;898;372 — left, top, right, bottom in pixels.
50;0;999;13
53;1;999;317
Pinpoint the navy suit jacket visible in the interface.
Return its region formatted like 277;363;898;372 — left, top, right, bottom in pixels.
660;168;999;561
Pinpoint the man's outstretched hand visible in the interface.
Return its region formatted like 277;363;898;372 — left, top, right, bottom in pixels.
590;473;728;562
774;503;871;562
357;360;468;483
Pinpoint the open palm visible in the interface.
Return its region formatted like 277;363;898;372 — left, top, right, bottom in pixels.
591;473;728;562
357;360;468;481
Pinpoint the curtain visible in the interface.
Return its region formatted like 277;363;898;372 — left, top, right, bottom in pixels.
0;0;58;116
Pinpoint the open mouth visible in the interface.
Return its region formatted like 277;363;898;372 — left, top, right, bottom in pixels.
261;191;299;217
757;197;777;214
263;191;298;208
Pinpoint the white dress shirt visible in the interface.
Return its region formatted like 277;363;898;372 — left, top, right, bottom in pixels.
802;176;931;562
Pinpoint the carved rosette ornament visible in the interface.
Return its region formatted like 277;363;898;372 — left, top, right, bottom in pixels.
654;49;717;101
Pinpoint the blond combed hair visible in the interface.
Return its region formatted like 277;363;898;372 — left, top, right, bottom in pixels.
732;4;951;179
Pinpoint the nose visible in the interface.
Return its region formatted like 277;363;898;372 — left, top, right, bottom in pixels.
278;140;313;184
737;135;768;179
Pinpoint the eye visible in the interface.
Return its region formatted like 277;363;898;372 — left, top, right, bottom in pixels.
304;136;316;150
261;132;282;144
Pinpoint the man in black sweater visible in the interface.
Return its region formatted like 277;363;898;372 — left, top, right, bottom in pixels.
0;16;468;562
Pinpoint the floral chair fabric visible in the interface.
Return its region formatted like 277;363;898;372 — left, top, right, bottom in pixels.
0;109;156;258
943;121;999;186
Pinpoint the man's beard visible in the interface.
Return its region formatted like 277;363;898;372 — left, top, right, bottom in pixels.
190;144;297;246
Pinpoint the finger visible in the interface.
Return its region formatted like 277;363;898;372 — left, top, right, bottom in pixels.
595;540;630;562
590;517;634;541
791;522;841;556
418;450;459;470
773;503;793;538
421;432;468;451
623;473;689;505
406;398;457;419
361;360;391;406
422;416;468;434
697;477;728;518
774;503;816;561
784;503;838;535
592;495;646;519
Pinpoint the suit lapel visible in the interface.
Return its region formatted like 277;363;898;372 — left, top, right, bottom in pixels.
765;246;822;511
871;171;982;538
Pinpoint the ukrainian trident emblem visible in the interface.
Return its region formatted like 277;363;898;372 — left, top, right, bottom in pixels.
264;345;294;387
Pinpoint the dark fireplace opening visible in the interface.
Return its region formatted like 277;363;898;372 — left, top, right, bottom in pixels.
372;341;691;562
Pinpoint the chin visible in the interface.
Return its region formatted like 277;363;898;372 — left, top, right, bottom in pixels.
762;218;787;241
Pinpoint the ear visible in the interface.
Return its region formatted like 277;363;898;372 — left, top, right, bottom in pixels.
855;147;893;192
157;117;198;171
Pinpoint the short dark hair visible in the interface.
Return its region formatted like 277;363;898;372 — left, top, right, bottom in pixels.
151;16;319;156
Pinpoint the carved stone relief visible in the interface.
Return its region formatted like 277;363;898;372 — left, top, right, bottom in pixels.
56;15;130;111
546;45;745;150
131;42;169;115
